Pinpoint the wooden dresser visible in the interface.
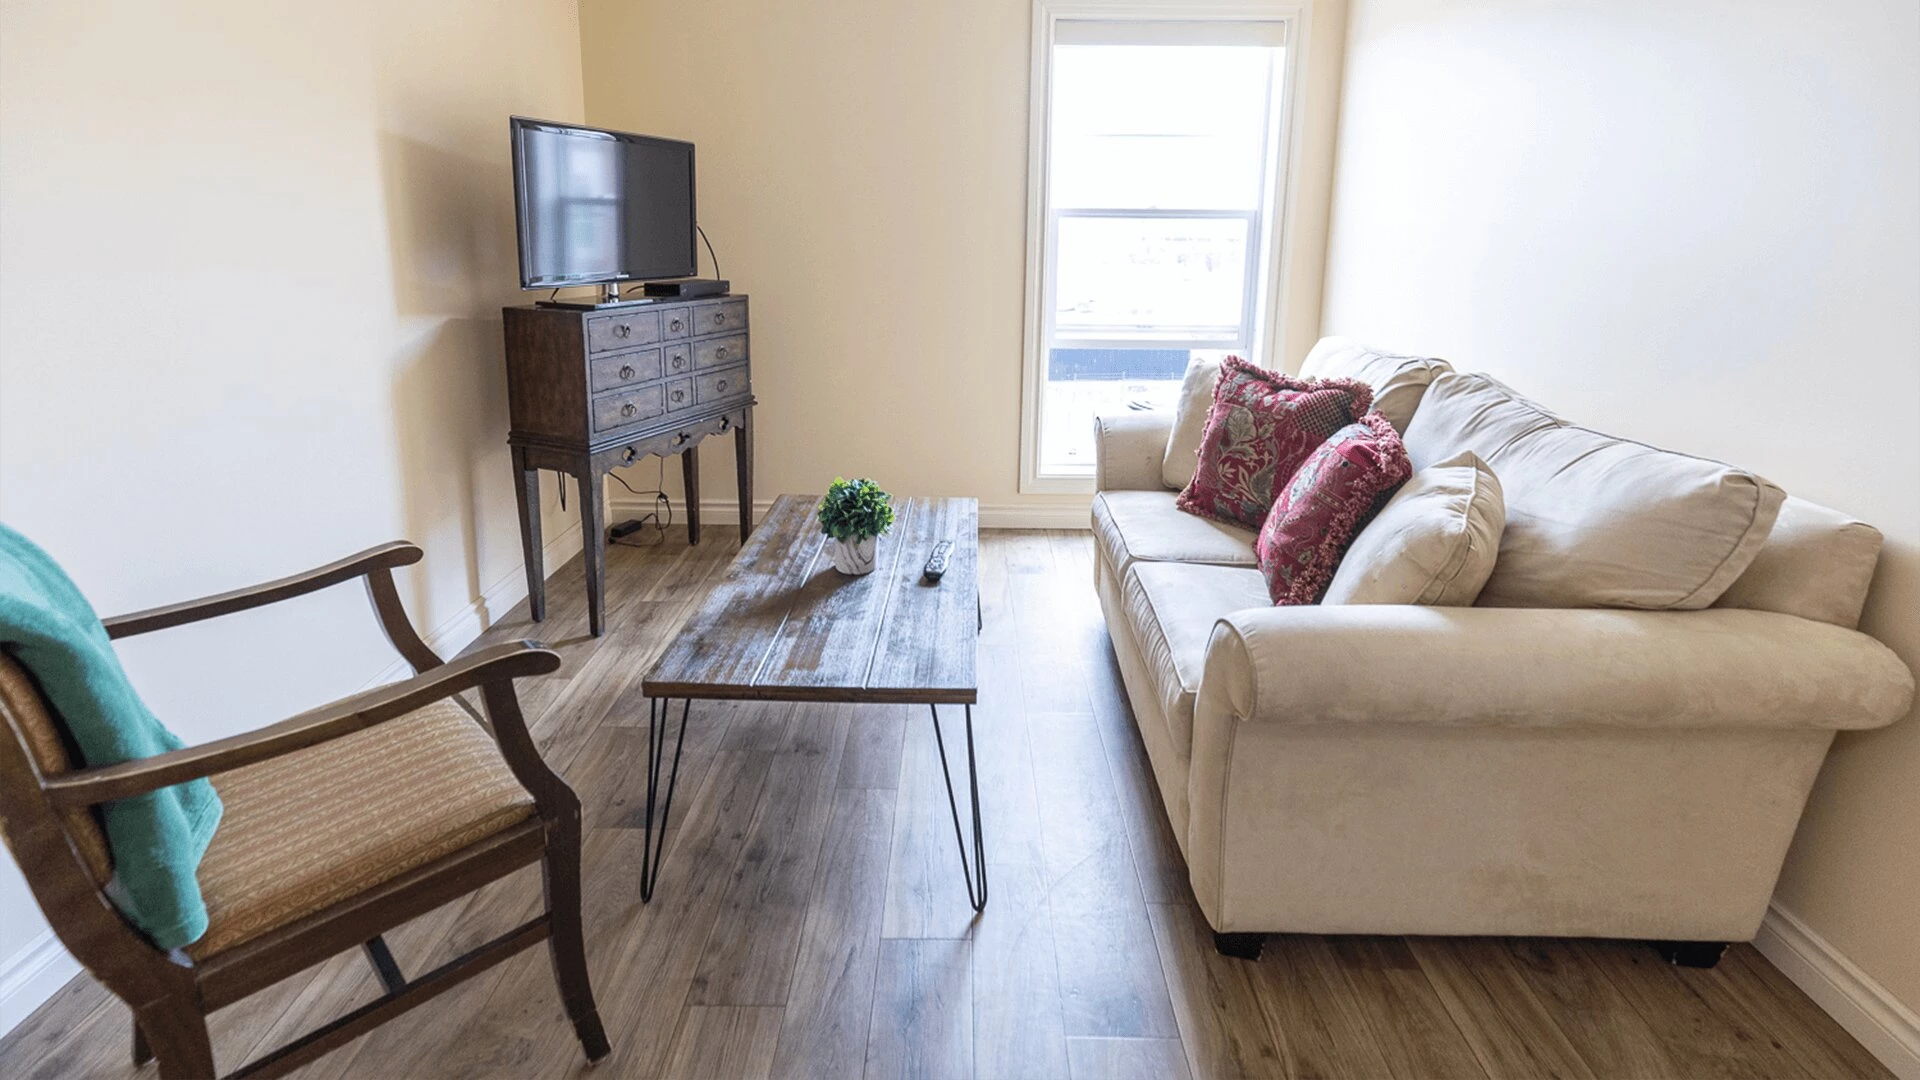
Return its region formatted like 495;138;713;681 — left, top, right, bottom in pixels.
503;295;755;636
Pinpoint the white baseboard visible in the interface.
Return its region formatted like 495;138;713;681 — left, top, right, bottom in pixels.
0;931;81;1037
1754;902;1920;1079
608;496;1092;531
362;517;584;688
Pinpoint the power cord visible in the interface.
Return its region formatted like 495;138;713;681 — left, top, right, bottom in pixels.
696;225;720;279
609;457;674;547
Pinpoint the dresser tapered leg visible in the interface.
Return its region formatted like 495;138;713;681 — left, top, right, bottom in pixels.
578;466;606;637
513;446;545;623
735;408;755;542
682;445;702;545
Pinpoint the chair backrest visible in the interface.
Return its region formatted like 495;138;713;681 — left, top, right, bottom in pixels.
0;649;178;999
0;651;113;883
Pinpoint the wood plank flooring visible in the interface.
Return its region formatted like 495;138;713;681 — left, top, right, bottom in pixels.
0;529;1890;1080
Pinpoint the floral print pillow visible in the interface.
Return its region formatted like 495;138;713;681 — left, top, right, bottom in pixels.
1175;357;1375;530
1255;412;1413;605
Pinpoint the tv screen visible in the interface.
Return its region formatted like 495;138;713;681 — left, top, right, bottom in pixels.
511;118;696;289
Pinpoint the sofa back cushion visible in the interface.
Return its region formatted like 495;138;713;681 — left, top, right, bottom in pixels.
1162;355;1224;489
1323;451;1505;606
1403;373;1785;610
1298;337;1453;433
1713;496;1882;629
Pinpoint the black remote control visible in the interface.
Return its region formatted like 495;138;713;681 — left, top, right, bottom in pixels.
922;540;954;583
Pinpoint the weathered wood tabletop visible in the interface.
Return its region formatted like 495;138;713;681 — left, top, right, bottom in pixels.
642;494;979;704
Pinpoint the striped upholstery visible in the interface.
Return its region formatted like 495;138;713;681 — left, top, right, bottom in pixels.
188;699;535;959
0;653;114;884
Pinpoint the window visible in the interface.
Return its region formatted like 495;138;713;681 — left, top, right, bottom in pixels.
1021;7;1298;489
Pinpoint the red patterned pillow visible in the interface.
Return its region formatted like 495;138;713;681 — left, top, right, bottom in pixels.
1175;357;1375;529
1256;412;1413;605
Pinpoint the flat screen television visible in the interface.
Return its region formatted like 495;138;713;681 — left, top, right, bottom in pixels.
510;117;696;290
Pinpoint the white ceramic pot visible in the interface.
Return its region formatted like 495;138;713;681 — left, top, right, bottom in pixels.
827;535;878;576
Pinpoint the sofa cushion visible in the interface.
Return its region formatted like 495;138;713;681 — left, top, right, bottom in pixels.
1324;451;1505;606
1255;413;1413;605
1298;337;1453;433
1161;354;1224;490
1092;490;1257;578
1714;496;1883;629
1403;373;1785;610
1122;560;1271;755
1177;357;1374;530
188;699;535;959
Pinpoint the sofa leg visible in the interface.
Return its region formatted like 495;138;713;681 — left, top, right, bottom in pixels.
1652;940;1729;968
1213;932;1266;961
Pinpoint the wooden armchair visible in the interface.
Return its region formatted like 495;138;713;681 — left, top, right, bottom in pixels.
0;542;610;1078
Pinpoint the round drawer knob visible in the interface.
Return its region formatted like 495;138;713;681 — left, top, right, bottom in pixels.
670;319;683;331
613;324;630;338
621;402;636;418
622;447;637;464
713;312;725;324
716;379;728;392
619;364;635;379
673;390;685;402
716;347;729;360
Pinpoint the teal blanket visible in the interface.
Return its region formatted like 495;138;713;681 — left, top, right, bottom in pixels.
0;524;221;949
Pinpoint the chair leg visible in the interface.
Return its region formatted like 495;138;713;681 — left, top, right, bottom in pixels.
543;812;611;1062
132;1018;152;1067
133;998;214;1080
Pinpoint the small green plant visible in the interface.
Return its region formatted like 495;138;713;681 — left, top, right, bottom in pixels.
818;477;895;542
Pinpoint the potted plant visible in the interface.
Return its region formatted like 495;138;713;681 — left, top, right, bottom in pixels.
817;477;895;576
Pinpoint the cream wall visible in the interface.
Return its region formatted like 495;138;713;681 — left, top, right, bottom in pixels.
0;0;587;1032
1321;0;1920;1019
577;0;1347;521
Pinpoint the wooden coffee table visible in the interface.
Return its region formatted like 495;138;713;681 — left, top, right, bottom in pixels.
639;494;985;909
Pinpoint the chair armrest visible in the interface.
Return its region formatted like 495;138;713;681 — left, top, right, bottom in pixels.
42;641;561;808
102;540;444;675
1094;412;1174;492
1200;605;1914;732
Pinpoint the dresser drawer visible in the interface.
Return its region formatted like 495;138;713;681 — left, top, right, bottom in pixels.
591;384;665;433
693;334;747;370
589;348;661;392
692;298;747;336
662;307;694;340
586;309;660;354
663;341;694;377
696;365;749;404
665;377;695;412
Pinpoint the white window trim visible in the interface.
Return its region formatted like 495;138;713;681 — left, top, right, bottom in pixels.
1018;0;1314;494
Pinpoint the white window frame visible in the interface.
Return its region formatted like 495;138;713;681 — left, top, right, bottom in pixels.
1019;0;1313;493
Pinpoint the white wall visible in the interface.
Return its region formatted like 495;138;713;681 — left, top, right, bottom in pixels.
1322;0;1920;1035
577;0;1349;522
0;0;587;1033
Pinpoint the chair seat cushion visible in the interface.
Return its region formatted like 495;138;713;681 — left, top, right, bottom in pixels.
188;699;535;959
1121;561;1272;756
1093;490;1258;578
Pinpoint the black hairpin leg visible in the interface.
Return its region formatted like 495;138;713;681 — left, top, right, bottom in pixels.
640;698;691;903
928;702;988;912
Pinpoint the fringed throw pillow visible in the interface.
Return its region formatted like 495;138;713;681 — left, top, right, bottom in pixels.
1255;412;1413;605
1175;357;1374;530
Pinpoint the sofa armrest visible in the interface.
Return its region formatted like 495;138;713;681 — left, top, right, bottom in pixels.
1094;411;1174;492
1201;605;1914;732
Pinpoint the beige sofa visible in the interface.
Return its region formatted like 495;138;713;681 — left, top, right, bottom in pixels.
1091;354;1915;961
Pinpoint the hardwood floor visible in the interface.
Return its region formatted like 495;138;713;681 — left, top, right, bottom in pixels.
0;529;1890;1080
